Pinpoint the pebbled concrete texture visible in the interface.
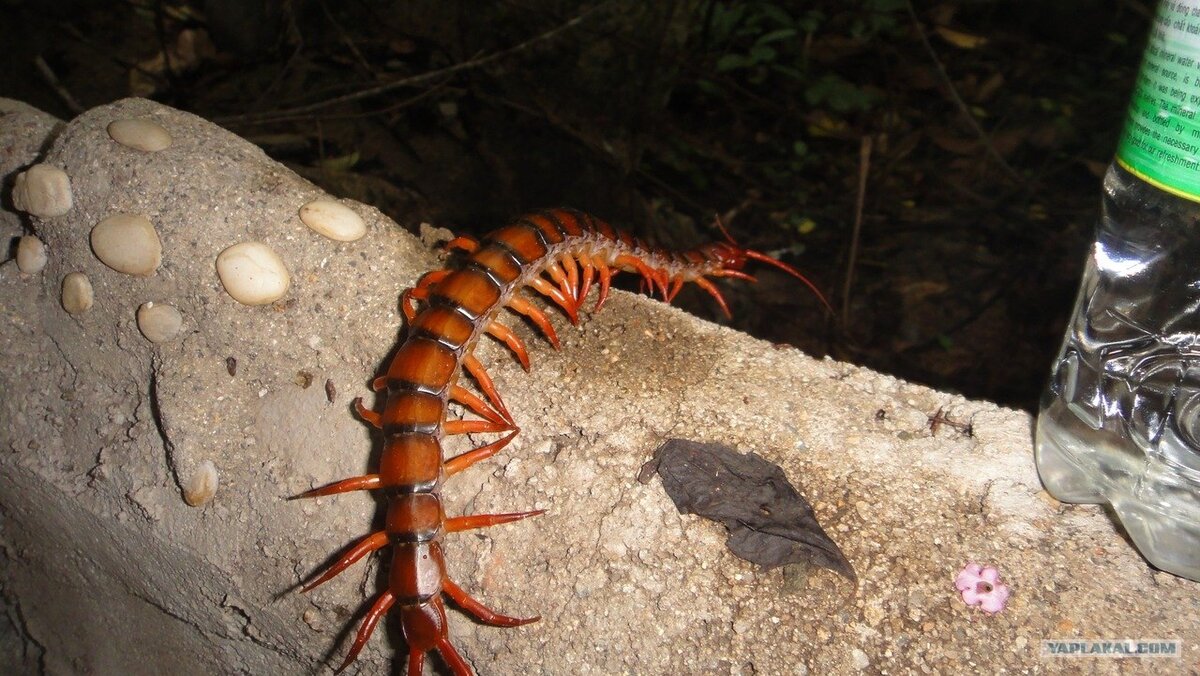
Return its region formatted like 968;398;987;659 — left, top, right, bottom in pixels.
1;98;1197;676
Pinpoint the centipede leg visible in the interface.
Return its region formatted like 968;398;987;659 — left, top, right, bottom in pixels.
450;384;509;425
335;590;396;673
301;531;389;592
507;295;561;348
544;261;578;307
693;276;732;319
353;397;382;428
443;578;539;627
578;257;595;305
463;353;513;422
528;276;579;324
559;253;580;297
444;418;511;435
433;638;472;676
666;276;685;303
402;269;451;321
444;429;520;476
485;321;531;372
445;509;544;532
595;259;614;312
444;235;479;253
291;474;381;499
407;651;425;676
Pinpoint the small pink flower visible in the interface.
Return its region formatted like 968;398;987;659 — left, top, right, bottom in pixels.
955;563;1010;614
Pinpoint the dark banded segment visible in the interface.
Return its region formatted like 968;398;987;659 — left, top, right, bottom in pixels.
386;493;445;543
382;392;444;436
545;208;586;236
377;433;442;492
430;268;502;320
389;542;446;604
386;338;457;392
408;305;476;351
485;223;548;264
522;212;566;245
468;244;524;285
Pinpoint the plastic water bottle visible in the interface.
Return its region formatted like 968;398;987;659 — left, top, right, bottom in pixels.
1035;0;1200;582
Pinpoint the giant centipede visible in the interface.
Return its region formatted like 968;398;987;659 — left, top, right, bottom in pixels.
293;207;827;674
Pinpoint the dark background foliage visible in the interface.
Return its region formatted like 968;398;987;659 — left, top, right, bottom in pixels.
1;0;1155;410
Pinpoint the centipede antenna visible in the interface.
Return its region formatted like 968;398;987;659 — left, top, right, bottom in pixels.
743;249;834;315
713;212;738;246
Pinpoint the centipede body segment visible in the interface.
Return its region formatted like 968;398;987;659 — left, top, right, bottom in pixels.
294;208;826;674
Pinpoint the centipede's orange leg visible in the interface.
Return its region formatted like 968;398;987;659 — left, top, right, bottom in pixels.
402;269;452;321
577;257;595;305
594;258;614;312
544;260;578;306
444;429;519;476
290;474;381;499
693;276;732;319
615;254;667;300
442;578;539;627
301;531;389;592
559;253;580;298
463;353;513;423
528;276;579;324
445;509;544;532
353;397;382;428
450;383;509;425
485;320;531;371
335;591;395;673
666;276;685;303
444;235;479;253
507;294;561;348
444;418;511;435
432;638;472;676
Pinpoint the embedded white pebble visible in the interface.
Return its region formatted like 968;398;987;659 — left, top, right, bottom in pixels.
298;199;367;242
107;118;172;152
90;214;162;276
12;164;72;217
216;241;291;305
61;272;93;314
183;460;219;506
16;236;47;273
136;302;183;343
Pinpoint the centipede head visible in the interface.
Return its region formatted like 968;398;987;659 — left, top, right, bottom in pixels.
703;215;834;315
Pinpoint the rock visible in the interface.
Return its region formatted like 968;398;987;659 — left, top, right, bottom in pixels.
215;241;291;305
136;302;183;343
60;272;93;314
16;236;47;274
183;460;219;506
299;199;367;242
12;164;72;217
107;118;173;152
90;213;162;276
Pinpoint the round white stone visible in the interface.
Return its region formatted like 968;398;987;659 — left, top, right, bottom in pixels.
136;302;183;343
184;460;219;506
90;214;162;276
107;118;173;152
16;236;47;273
61;272;93;314
12;164;72;217
216;241;291;305
298;199;367;242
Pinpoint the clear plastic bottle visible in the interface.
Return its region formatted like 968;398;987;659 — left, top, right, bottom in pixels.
1035;0;1200;582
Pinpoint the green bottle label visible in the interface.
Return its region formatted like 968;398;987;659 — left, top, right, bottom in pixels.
1116;0;1200;201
